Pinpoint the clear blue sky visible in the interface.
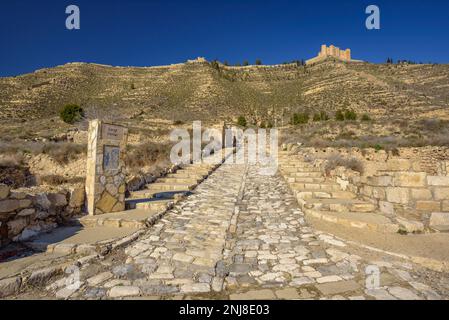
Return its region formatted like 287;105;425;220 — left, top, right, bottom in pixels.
1;0;448;76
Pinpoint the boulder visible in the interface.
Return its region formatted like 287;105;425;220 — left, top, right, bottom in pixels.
47;193;68;207
35;193;51;210
7;218;28;237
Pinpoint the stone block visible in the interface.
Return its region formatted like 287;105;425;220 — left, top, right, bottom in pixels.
410;188;432;200
442;200;449;212
372;187;386;200
379;201;395;215
0;199;20;213
47;193;68;207
96;192;118;213
69;187;85;208
415;201;441;212
433;188;449;201
0;184;10;200
368;175;393;187
7;218;28;237
427;176;449;186
394;172;427;187
429;212;449;227
385;159;411;171
386;187;410;204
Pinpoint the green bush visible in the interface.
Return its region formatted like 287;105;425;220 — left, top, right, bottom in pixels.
335;109;357;121
243;60;249;66
291;112;309;125
344;109;357;121
59;104;84;124
237;116;247;127
255;59;262;65
335;110;345;121
313;111;329;122
361;113;371;121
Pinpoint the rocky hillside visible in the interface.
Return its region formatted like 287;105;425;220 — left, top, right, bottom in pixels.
0;58;448;138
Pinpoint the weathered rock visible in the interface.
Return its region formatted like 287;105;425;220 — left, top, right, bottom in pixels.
0;199;20;213
47;193;68;207
69;187;85;208
28;267;61;286
0;184;10;200
109;286;141;298
429;212;449;228
0;277;21;298
7;218;28;237
17;208;35;216
35;193;51;210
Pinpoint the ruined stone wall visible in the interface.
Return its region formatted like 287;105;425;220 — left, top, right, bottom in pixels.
0;184;85;247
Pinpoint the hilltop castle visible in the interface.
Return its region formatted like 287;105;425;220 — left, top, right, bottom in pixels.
306;44;357;65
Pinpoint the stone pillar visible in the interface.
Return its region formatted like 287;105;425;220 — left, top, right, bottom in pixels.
86;120;128;216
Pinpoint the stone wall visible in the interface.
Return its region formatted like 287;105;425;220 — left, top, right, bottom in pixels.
0;184;84;246
327;157;449;228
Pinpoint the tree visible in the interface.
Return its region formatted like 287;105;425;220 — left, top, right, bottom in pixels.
223;61;229;66
255;59;262;65
243;60;249;66
60;104;84;124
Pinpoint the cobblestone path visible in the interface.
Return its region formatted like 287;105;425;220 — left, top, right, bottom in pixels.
33;163;449;300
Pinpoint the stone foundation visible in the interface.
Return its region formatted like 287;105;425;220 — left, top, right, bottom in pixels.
0;184;85;246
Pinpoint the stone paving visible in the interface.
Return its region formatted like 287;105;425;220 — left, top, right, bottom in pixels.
12;162;449;300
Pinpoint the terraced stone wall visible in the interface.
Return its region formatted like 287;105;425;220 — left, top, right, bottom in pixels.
0;184;85;247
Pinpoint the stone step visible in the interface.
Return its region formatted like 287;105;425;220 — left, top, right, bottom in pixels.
295;190;357;200
158;176;202;184
285;172;323;178
304;209;400;234
145;182;195;192
280;166;321;173
302;198;377;213
285;177;327;183
79;208;163;229
24;226;141;254
289;182;341;192
125;198;172;211
170;170;209;178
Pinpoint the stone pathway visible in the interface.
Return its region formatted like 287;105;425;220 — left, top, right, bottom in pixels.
10;162;449;300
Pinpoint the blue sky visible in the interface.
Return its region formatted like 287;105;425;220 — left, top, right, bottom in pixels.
0;0;448;76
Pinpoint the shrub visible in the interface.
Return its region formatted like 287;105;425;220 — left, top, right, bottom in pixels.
335;110;345;121
237;116;247;127
291;112;309;125
42;142;86;165
361;113;371;121
344;109;357;121
210;60;220;70
313;111;329;122
124;142;171;171
59;104;84;124
173;120;184;125
255;59;262;65
324;155;364;174
243;60;249;66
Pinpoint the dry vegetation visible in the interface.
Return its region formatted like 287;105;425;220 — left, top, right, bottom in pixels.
0;58;448;188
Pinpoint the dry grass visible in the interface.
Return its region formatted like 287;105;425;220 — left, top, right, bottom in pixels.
37;175;84;186
324;154;364;175
124;142;171;173
41;142;86;165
